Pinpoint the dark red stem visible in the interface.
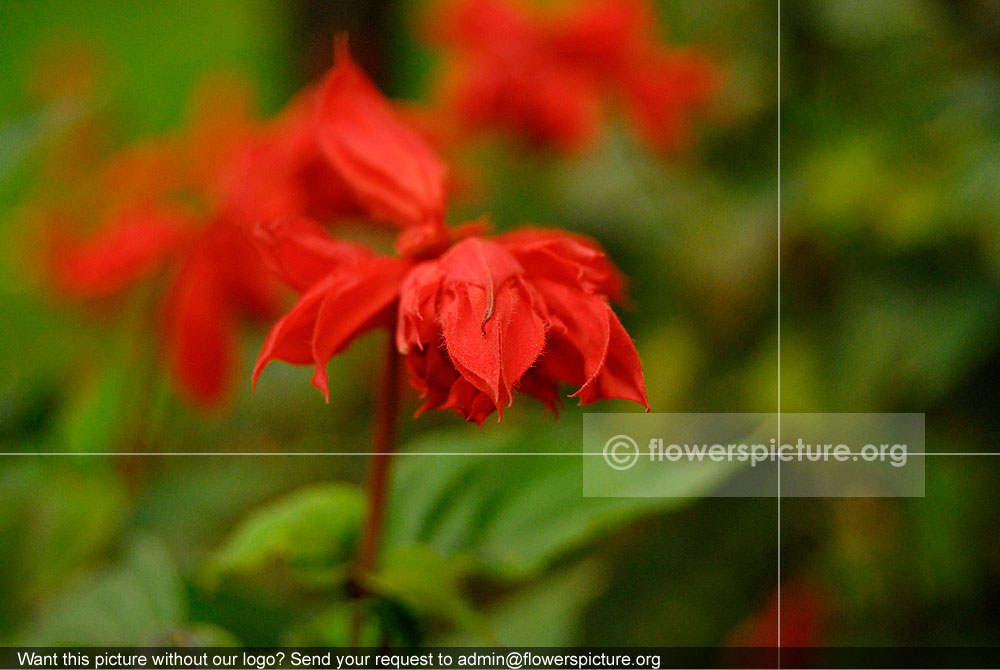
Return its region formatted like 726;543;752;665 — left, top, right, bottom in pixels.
351;331;401;645
358;331;401;574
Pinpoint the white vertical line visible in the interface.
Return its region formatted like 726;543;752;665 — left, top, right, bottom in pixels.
776;0;783;662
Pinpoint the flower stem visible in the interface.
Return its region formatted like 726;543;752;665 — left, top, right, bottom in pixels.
351;330;401;645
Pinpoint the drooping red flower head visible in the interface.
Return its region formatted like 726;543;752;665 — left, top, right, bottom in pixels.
254;220;648;423
427;0;719;152
397;232;646;423
252;43;648;423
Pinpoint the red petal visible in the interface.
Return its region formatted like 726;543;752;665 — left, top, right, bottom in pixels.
163;246;234;407
253;276;334;390
531;279;609;387
528;278;647;410
405;346;459;416
572;306;648;409
51;207;191;298
396;260;444;354
250;216;373;292
310;257;408;399
498;227;625;301
442;375;497;425
203;221;281;321
516;368;563;416
316;41;448;227
431;0;533;50
451;56;601;152
438;236;522;286
434;0;602;151
438;239;546;415
218;88;366;226
550;0;654;68
622;50;718;151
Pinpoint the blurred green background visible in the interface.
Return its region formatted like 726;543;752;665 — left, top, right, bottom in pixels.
2;0;1000;650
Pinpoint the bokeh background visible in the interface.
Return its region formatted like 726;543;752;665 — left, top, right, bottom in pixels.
2;0;999;651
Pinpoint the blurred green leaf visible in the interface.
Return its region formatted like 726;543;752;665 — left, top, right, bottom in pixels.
206;483;365;589
366;544;493;643
0;0;297;131
831;277;1000;407
386;412;732;580
284;598;419;647
133;456;351;571
0;289;81;441
56;355;134;454
17;535;185;645
0;460;127;610
436;559;606;646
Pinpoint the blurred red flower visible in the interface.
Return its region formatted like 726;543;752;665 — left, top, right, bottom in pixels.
427;0;719;152
252;45;647;423
47;78;365;408
726;581;828;648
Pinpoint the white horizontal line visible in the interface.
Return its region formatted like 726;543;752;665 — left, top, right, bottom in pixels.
1;452;999;457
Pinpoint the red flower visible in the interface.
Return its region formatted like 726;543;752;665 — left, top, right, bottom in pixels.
398;233;647;423
217;86;368;228
49;205;193;298
254;222;647;424
428;0;718;152
252;45;648;423
161;218;281;406
44;82;357;408
50;206;282;407
316;40;448;233
726;581;828;648
252;218;410;400
45;47;451;409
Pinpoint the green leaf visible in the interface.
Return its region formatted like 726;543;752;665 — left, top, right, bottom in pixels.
436;559;606;646
56;356;133;454
365;544;494;644
0;460;128;600
206;483;365;589
17;536;185;645
284;599;419;647
830;277;1000;407
132;456;343;571
385;410;732;580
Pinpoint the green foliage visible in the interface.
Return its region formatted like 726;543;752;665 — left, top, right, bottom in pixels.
0;459;128;632
0;0;297;130
207;483;366;590
366;545;493;643
387;414;732;580
437;560;607;646
16;536;186;645
2;0;1000;650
